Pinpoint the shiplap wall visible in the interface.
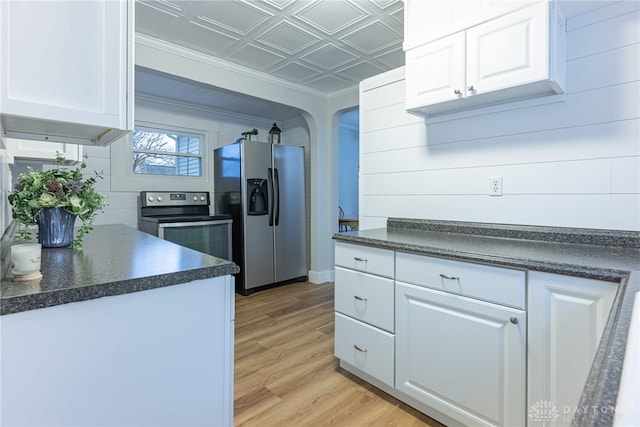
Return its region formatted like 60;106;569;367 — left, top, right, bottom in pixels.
359;2;640;231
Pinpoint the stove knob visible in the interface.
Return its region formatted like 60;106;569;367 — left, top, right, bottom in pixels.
193;196;199;202
200;196;206;201
157;196;163;202
147;196;155;203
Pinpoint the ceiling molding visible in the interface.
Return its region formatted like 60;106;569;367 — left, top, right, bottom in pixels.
135;92;285;125
135;33;335;99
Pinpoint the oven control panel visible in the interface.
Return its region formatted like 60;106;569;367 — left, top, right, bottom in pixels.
141;191;209;207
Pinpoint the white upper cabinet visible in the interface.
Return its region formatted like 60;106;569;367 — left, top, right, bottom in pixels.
403;0;539;51
4;138;83;165
405;33;467;108
404;1;566;117
0;0;134;146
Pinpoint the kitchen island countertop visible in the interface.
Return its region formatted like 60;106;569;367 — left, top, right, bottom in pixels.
1;224;239;315
334;218;640;427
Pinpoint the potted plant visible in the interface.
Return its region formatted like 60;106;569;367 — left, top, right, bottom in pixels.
8;152;108;250
241;128;258;141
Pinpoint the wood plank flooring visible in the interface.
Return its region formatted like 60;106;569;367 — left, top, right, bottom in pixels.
234;281;445;427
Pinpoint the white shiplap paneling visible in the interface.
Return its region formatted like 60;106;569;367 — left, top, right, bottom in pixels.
359;3;640;231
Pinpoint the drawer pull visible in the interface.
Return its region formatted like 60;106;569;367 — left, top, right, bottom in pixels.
439;273;460;280
353;345;368;353
353;295;368;301
354;257;367;262
510;317;519;325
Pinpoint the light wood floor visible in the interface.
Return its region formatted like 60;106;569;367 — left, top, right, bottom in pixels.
234;281;445;427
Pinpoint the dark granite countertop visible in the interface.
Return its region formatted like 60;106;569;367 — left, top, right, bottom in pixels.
1;224;239;316
333;218;640;427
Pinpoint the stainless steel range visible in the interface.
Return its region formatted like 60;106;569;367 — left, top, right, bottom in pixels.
138;191;232;261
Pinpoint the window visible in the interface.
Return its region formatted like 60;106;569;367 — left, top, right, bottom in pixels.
110;104;217;193
132;128;203;177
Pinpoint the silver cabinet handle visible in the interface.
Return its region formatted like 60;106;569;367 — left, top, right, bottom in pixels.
353;345;367;353
354;257;367;262
354;295;368;301
454;89;461;95
510;317;519;325
439;273;459;280
468;85;475;92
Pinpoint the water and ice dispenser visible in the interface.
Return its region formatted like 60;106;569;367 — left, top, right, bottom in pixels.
247;178;268;215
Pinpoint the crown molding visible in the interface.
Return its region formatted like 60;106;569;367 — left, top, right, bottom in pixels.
134;93;275;125
135;33;356;100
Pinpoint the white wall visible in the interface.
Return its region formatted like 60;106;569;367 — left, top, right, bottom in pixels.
359;2;640;232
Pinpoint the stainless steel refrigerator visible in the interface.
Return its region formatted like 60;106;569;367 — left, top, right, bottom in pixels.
214;140;307;295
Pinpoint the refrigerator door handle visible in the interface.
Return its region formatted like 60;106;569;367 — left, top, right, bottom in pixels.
274;168;280;226
268;167;274;226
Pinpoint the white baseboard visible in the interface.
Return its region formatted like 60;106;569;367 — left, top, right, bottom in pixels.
308;269;334;284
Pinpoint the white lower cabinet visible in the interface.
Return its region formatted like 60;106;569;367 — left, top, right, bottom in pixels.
396;281;526;426
334;312;395;387
334;243;618;427
335;266;394;332
527;271;617;427
334;243;396;387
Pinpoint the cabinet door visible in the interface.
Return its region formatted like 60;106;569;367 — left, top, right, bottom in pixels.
0;0;132;138
6;139;82;164
405;33;466;110
396;282;526;427
466;1;548;95
403;0;536;51
527;272;617;427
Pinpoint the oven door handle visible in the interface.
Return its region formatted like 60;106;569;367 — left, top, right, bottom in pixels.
268;167;274;226
157;219;233;229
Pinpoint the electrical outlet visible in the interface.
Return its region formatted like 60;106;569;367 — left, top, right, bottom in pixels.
489;176;503;196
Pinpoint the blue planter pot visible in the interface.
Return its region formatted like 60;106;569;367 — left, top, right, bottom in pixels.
37;207;77;248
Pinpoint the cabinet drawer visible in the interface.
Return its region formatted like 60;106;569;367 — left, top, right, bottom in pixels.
335;242;394;278
334;313;395;387
335;267;394;332
396;252;525;309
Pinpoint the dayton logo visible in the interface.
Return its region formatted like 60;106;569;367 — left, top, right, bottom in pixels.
529;400;560;426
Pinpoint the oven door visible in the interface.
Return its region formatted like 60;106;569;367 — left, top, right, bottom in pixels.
158;220;232;261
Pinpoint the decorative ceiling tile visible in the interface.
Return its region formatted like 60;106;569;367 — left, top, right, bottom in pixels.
336;61;385;82
271;61;322;82
301;43;358;70
295;0;367;35
195;0;272;35
262;0;296;10
258;22;320;54
341;21;400;54
228;43;286;70
169;20;239;56
389;5;404;25
135;2;181;37
304;74;352;92
370;0;398;9
374;46;405;69
136;0;407;97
